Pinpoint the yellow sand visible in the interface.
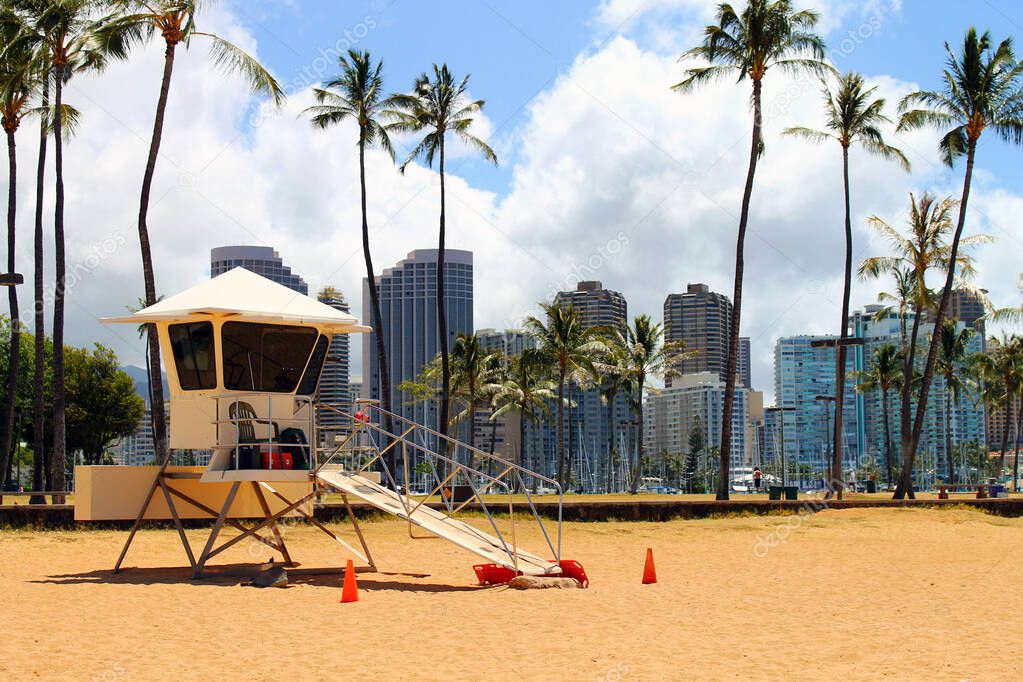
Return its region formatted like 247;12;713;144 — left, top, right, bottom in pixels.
3;507;1021;681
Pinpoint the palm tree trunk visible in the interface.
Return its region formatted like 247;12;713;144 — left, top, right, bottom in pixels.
436;138;450;455
907;139;977;490
30;78;48;506
830;144;853;500
999;401;1010;478
565;381;574;488
894;306;924;498
607;388;616;493
944;388;954;483
555;370;565;486
138;41;179;471
50;62;67;504
630;383;645;494
718;77;763;501
1;127;20;487
359;139;394;472
488;407;497;477
518;407;526;470
1014;396;1022;492
882;387;893;490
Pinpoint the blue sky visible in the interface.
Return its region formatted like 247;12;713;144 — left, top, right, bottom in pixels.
234;0;1023;195
15;0;1023;398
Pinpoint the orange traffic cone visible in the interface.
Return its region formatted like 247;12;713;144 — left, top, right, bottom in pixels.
340;559;359;603
642;548;657;584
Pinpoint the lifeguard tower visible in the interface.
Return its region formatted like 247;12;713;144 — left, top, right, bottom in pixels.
77;268;584;585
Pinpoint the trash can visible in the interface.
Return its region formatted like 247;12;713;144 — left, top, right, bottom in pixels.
784;486;798;500
768;485;783;501
864;480;877;493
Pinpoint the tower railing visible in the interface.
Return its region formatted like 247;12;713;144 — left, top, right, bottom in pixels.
315;399;564;572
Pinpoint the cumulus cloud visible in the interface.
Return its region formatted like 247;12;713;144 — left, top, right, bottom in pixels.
3;2;1014;407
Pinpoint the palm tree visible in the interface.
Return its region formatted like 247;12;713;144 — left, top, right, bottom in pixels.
595;337;630;492
24;0;121;500
873;266;917;348
978;336;1023;488
968;350;1004;478
524;303;606;486
0;30;38;490
303;49;396;447
897;27;1023;495
98;0;284;470
445;332;500;451
935;319;974;483
854;343;903;489
784;72;909;499
389;64;497;450
613;315;687;494
673;0;829;500
859;192;990;498
492;348;554;481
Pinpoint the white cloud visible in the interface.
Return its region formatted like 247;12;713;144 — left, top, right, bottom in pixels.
3;3;1014;408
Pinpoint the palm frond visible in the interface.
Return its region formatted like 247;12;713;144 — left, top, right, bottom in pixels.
196;32;284;107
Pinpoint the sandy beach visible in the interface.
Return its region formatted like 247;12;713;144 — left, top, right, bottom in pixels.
4;507;1022;681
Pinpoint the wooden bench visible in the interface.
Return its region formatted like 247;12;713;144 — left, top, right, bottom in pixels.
936;484;993;499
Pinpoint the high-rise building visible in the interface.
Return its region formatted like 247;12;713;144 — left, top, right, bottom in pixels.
476;328;536;358
210;245;308;295
663;283;733;384
362;249;473;435
738;337;752;389
553;281;627;330
950;288;988;337
643;372;754;471
851;305;985;478
773;335;859;473
316;287;352;445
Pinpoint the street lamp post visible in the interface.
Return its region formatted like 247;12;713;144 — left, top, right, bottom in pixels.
811;337;865;499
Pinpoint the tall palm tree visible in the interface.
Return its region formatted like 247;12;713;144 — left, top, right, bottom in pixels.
524;303;606;486
492;348;554;479
2;0;56;503
0;31;38;490
673;0;829;500
99;0;283;470
935;319;974;483
21;0;134;501
859;192;990;498
390;64;497;450
26;0;115;500
595;337;630;492
854;343;903;489
784;72;909;499
303;49;396;447
613;315;687;494
897;27;1023;495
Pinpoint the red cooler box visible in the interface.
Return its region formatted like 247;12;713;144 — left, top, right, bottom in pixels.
260;449;293;470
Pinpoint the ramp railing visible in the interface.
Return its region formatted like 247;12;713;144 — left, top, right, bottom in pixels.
315;400;564;573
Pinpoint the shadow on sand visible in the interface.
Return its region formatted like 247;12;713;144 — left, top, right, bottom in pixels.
32;563;494;593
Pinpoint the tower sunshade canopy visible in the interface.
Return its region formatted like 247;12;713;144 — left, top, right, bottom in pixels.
103;267;369;333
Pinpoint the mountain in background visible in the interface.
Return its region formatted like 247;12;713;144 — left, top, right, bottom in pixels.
121;365;169;404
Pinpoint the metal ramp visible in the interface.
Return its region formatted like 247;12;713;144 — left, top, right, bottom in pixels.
317;469;555;575
316;401;581;582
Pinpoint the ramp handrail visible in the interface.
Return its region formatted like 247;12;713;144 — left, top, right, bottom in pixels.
315;400;563;571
